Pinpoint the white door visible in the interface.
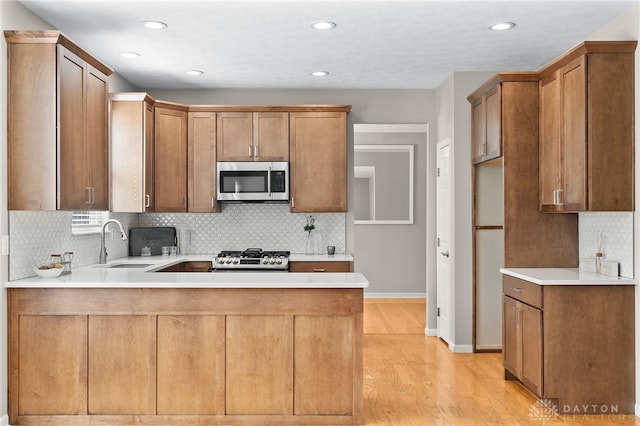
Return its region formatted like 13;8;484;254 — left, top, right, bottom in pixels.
436;139;453;345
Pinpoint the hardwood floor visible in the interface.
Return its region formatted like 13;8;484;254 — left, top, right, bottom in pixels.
362;298;640;425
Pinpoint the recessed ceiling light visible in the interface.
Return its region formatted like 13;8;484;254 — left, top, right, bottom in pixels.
185;70;204;76
489;22;516;31
144;20;168;30
120;51;141;59
311;21;337;30
311;71;329;77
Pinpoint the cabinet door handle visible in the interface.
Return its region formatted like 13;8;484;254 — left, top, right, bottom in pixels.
291;196;295;208
254;145;259;159
85;187;94;205
249;146;253;158
313;268;326;272
512;287;524;293
211;197;215;208
145;194;150;208
183;196;187;209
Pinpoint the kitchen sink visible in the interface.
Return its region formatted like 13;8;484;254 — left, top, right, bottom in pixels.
94;263;153;269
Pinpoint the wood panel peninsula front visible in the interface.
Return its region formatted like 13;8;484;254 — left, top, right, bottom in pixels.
7;259;367;425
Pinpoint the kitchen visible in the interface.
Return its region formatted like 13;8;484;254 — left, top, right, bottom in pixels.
2;0;640;425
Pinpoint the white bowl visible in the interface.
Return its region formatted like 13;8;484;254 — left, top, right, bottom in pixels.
34;267;64;278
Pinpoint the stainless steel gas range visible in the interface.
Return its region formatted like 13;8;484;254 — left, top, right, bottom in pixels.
213;248;290;271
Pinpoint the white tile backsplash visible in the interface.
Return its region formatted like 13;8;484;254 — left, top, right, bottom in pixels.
139;203;346;255
8;205;346;281
9;211;137;280
578;212;634;278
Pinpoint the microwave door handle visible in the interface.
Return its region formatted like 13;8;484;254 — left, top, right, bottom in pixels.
267;166;272;197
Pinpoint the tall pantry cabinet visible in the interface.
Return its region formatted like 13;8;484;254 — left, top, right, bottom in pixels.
5;30;113;210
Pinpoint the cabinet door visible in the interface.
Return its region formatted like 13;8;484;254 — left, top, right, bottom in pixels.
157;315;225;414
155;106;188;212
484;85;501;160
188;111;218;212
290;112;347;212
470;99;485;164
295;315;354;415
539;73;562;210
144;101;155;211
502;296;520;376
88;315;156;414
85;65;109;210
217;112;253;161
18;315;87;415
226;315;292;415
560;56;587;211
58;47;88;210
288;261;351;272
520;302;543;396
253;112;289;161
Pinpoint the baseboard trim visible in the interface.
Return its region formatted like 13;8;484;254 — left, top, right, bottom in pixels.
425;327;438;336
635;403;640;418
364;292;426;298
0;413;8;425
449;344;473;353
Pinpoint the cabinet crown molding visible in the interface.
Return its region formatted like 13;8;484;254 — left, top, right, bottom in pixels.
4;30;113;76
109;92;156;103
189;104;352;112
538;40;637;78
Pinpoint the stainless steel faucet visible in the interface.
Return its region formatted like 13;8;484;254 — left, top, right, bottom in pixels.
99;219;128;264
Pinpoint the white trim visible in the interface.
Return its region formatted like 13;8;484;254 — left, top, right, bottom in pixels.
354;123;429;133
425;327;438;336
449;344;473;353
0;414;8;425
353;144;414;225
364;292;426;299
635;403;640;418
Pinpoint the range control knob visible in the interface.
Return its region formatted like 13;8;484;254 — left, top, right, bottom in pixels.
269;257;276;264
262;257;269;264
275;257;283;264
232;257;240;264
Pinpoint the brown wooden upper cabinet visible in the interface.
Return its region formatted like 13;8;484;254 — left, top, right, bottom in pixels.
217;112;289;161
188;111;218;212
290;111;349;212
469;82;501;164
538;41;636;212
110;93;156;213
5;30;113;210
155;102;189;212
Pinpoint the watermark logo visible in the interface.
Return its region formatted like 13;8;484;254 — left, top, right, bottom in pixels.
529;398;559;424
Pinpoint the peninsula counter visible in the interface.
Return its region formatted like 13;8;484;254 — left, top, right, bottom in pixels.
6;258;368;425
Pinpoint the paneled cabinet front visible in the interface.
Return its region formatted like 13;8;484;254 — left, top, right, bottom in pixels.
5;31;113;210
188;111;218;212
154;102;189;212
217;112;289;161
110;93;156;212
9;288;363;425
538;41;636;212
290;111;348;212
469;82;501;164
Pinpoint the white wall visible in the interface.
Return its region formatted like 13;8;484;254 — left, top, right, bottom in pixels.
435;71;496;351
582;3;640;416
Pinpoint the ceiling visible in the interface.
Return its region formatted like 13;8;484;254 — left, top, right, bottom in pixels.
18;0;637;90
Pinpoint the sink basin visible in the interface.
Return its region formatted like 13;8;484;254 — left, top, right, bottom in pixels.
94;263;153;269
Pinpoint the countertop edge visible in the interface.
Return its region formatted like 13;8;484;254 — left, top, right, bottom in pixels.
501;267;636;286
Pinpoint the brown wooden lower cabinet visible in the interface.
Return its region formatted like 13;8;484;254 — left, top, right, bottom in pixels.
289;260;352;272
8;287;363;425
502;275;634;413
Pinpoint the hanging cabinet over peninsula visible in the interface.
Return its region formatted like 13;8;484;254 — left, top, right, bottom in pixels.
5;30;113;210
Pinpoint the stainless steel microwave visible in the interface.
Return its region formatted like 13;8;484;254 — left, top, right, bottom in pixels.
217;161;289;202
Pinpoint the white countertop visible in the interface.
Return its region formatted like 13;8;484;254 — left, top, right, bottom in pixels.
6;255;368;289
501;267;636;286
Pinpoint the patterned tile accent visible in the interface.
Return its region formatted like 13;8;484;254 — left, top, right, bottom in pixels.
578;212;634;278
9;211;138;280
139;204;346;255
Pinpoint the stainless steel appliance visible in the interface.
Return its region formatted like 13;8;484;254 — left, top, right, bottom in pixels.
214;248;290;271
217;161;289;202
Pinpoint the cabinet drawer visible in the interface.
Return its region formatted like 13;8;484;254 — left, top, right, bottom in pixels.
289;261;351;273
503;275;542;309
